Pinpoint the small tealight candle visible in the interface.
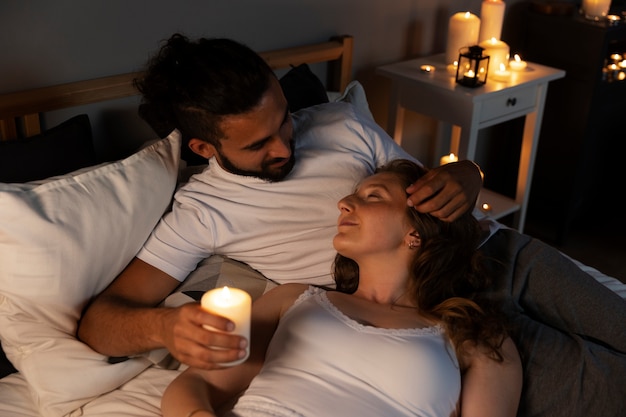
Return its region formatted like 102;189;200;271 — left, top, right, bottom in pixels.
463;69;476;83
481;203;492;213
420;64;435;74
440;153;459;166
491;62;511;81
607;15;621;25
201;286;252;366
509;54;528;71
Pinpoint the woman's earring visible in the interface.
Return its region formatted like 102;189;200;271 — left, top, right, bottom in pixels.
409;241;416;250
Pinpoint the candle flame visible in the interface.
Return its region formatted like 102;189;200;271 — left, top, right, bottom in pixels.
499;63;506;71
219;286;232;301
464;11;471;18
514;54;522;62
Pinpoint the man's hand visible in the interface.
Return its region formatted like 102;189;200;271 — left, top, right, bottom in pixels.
162;303;248;370
406;160;482;221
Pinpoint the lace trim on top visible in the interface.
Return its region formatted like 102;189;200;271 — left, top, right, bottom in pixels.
293;286;445;337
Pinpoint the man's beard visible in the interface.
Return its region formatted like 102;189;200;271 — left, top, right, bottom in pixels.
218;139;296;182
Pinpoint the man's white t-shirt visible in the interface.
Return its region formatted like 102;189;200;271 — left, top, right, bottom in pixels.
138;102;414;286
138;101;498;286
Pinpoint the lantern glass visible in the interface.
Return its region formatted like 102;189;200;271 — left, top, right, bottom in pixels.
456;45;489;88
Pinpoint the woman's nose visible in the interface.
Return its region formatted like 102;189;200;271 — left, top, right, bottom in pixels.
337;196;353;212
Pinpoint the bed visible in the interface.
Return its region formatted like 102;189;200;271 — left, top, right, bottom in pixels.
0;34;625;417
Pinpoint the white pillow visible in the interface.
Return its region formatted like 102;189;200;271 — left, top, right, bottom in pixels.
329;80;375;120
0;131;181;417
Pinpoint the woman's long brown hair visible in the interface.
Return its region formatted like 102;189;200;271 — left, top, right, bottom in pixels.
333;159;508;362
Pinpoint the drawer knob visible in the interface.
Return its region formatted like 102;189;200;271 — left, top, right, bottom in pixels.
506;97;517;106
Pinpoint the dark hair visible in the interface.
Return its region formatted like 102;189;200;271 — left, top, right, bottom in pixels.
135;34;275;159
333;159;508;361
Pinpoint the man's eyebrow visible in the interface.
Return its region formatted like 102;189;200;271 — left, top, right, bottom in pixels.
242;107;290;151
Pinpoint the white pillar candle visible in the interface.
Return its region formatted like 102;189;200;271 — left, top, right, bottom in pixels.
479;37;510;76
446;12;481;66
201;286;251;366
478;0;506;43
581;0;612;20
440;153;459;166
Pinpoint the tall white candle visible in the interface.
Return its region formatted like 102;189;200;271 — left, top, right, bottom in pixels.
446;12;481;66
479;37;510;77
201;286;251;366
478;0;506;43
581;0;611;20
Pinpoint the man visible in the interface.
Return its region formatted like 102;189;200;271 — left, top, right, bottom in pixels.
78;34;483;370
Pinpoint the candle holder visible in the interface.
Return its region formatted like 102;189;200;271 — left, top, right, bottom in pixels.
456;45;489;88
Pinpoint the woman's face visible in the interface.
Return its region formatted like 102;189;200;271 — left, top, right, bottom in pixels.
334;171;414;260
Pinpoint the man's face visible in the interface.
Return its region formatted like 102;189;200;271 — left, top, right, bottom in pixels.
214;77;295;182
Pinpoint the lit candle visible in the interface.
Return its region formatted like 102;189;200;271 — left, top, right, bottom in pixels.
440;153;459;166
481;203;492;213
509;54;528;71
479;37;510;76
446;12;481;66
478;0;506;43
607;14;621;25
581;0;611;20
491;63;511;81
201;286;252;366
420;64;435;74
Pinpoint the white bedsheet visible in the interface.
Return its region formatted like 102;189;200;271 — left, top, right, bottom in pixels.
0;367;179;417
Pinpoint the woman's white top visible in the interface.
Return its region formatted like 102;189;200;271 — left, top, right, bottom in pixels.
226;286;461;417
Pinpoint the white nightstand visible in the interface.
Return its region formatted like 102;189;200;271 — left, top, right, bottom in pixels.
376;53;565;232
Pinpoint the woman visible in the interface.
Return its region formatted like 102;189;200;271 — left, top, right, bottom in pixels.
162;159;522;417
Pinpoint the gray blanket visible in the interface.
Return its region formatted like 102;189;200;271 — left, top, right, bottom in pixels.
480;228;626;417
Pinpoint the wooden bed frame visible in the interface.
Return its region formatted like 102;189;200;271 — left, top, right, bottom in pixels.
0;35;353;142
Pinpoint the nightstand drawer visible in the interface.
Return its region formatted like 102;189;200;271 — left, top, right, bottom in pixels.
480;87;538;122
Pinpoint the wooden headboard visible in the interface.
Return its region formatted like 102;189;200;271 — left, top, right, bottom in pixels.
0;35;353;142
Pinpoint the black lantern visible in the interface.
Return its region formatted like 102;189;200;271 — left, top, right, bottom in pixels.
455;45;489;88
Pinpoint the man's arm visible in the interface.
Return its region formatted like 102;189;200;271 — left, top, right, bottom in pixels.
406;160;482;221
78;257;247;370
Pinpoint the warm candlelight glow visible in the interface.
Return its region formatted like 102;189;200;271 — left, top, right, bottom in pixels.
201;286;252;366
478;0;506;43
446;12;480;65
607;15;621;25
491;62;511;81
447;61;459;75
509;54;528;71
440;153;459;166
481;203;492;212
420;64;435;73
479;37;510;75
581;0;611;20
